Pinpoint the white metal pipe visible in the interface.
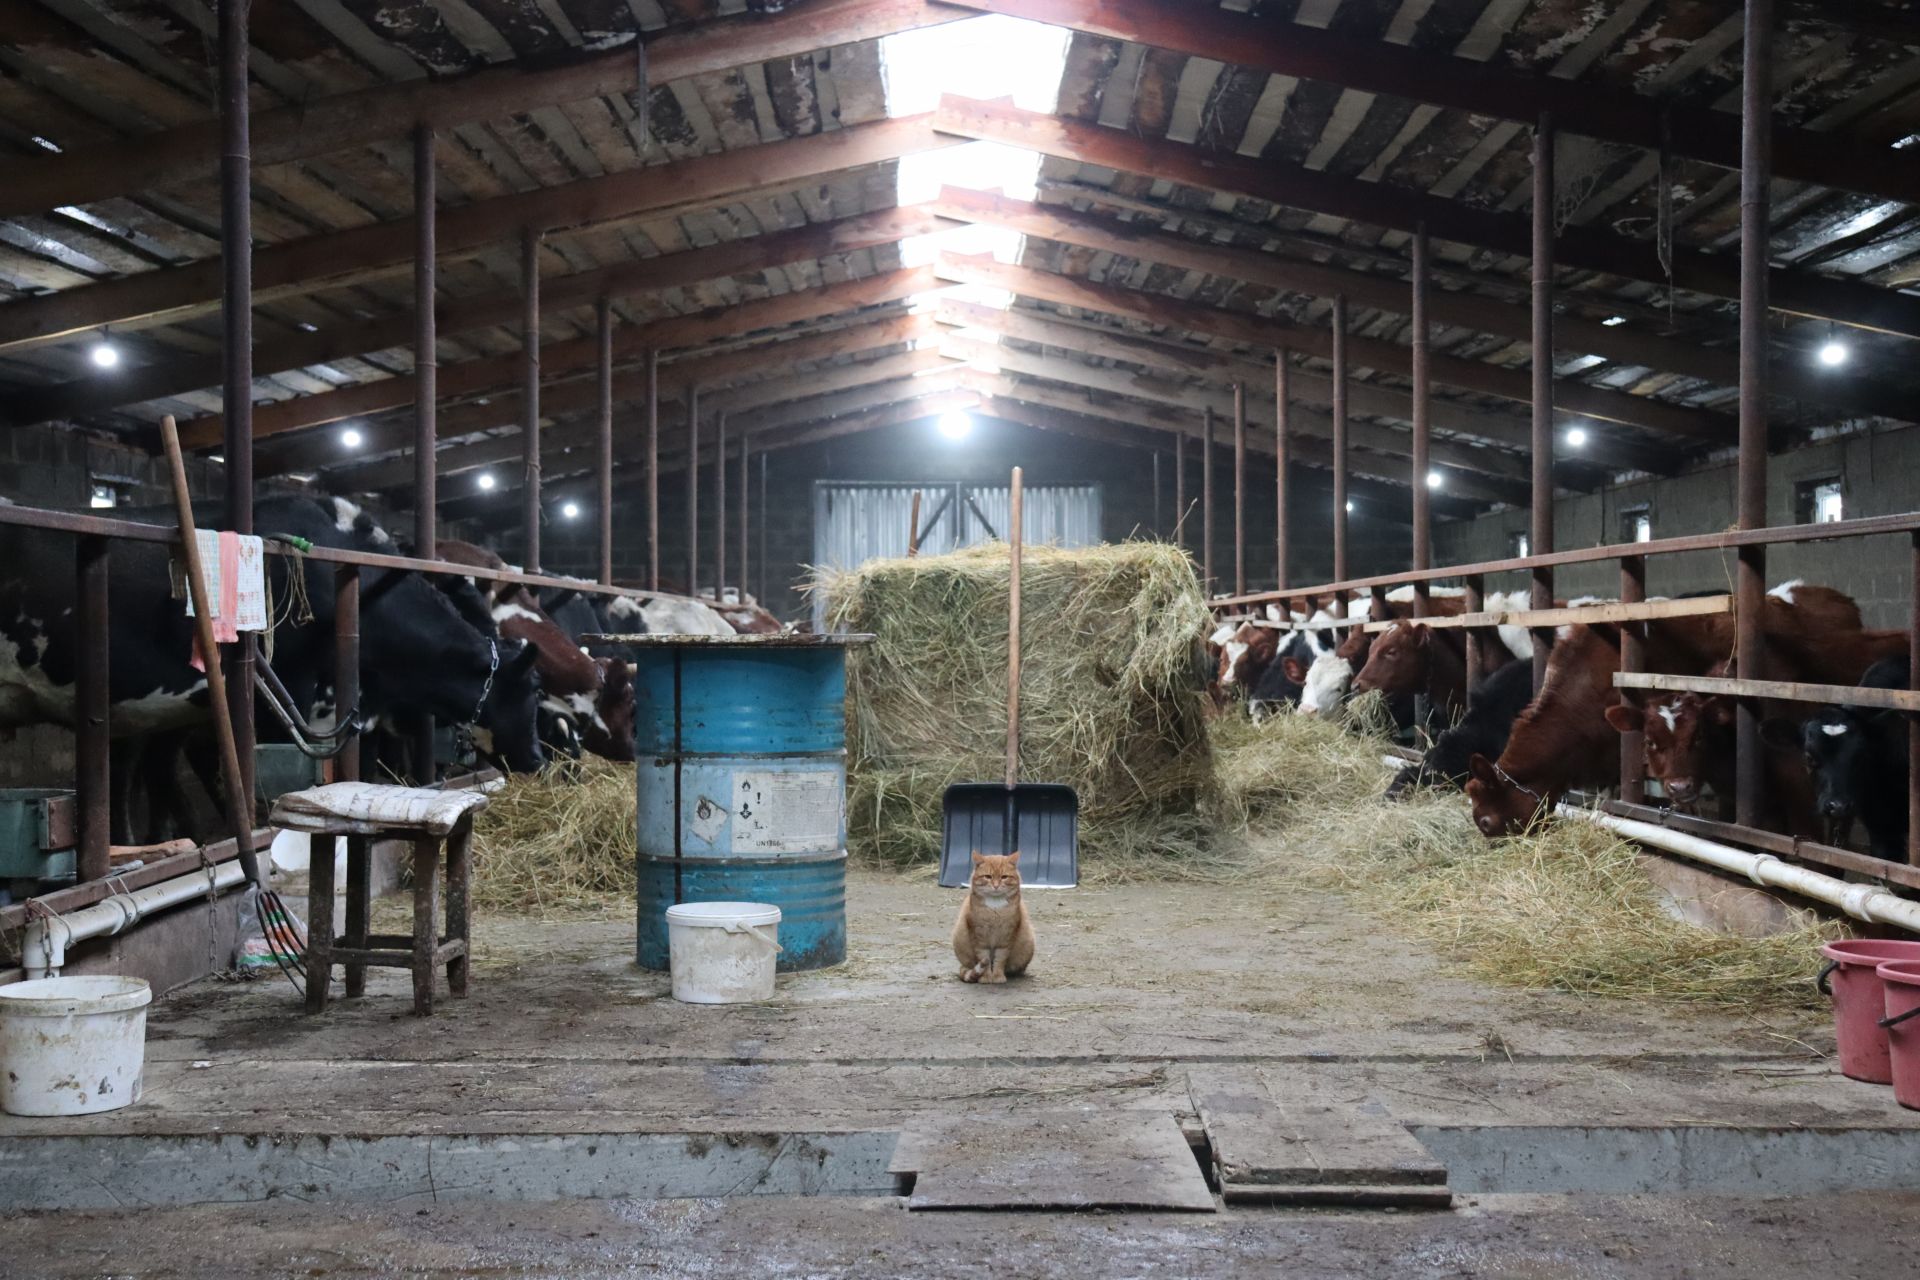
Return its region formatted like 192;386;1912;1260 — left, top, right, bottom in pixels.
21;861;250;979
1561;804;1920;936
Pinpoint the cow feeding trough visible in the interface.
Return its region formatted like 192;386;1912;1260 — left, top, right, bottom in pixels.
817;540;1217;878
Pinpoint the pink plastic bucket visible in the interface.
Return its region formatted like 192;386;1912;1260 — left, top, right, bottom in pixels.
1819;939;1920;1083
1877;961;1920;1111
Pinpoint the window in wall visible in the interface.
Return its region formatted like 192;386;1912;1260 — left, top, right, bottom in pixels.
1795;476;1844;524
1619;504;1652;544
1508;531;1530;559
88;481;117;510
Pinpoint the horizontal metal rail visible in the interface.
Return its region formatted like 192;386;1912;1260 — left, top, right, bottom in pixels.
1361;595;1731;634
1614;671;1920;713
1211;509;1920;610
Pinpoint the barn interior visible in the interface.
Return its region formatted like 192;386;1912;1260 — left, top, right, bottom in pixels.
3;0;1920;1273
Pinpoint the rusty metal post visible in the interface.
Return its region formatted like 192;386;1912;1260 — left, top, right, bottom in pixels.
645;346;659;591
1530;114;1556;694
715;409;728;597
1152;451;1162;537
334;564;361;783
520;227;542;571
1275;350;1290;590
738;430;751;601
75;535;109;881
1332;295;1349;585
1202;403;1215;593
686;384;700;593
596;296;614;586
219;0;256;810
1620;552;1646;806
1735;0;1774;830
1411;224;1432;619
411;125;437;782
1233;381;1247;596
1173;427;1186;551
413;126;437;557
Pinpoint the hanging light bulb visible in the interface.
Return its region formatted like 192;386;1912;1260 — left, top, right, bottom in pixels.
1566;425;1589;449
561;500;582;520
476;473;497;492
340;427;363;449
1426;470;1443;489
89;341;119;369
937;411;973;440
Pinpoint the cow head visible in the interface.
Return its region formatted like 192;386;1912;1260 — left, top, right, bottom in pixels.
474;639;546;774
1604;694;1731;811
586;658;637;763
1216;622;1280;691
1465;752;1548;838
1352;621;1427;698
1765;708;1880;842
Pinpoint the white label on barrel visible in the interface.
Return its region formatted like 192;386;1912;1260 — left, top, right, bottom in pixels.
689;795;728;846
732;770;841;854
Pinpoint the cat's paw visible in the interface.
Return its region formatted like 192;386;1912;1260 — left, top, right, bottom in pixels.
960;967;982;983
983;971;1008;985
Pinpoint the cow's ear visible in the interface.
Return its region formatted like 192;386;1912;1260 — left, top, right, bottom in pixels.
1759;718;1800;750
1467;753;1497;785
1411;624;1431;649
1602;704;1643;735
1707;697;1736;726
1282;656;1309;684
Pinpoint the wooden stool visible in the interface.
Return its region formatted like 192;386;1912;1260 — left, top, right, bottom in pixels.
269;783;491;1016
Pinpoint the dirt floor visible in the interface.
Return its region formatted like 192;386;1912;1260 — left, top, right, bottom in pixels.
4;861;1920;1275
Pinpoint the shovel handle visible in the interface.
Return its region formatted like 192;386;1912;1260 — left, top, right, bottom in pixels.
1007;467;1022;790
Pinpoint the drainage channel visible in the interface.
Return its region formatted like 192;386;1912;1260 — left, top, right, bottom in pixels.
4;1125;1919;1210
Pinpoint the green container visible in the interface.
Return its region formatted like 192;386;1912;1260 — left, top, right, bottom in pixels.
253;744;325;806
0;788;77;881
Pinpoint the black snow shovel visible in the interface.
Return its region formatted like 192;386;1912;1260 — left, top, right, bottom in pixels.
939;467;1079;889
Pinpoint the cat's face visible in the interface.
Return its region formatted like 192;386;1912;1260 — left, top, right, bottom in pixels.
969;851;1022;897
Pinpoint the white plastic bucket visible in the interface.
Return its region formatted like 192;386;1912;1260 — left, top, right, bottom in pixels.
665;902;782;1004
0;975;152;1117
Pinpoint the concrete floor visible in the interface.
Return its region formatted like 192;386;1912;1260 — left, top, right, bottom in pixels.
4;865;1920;1275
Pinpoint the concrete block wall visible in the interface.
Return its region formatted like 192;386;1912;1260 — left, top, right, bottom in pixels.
0;423;225;510
1434;425;1920;628
510;416;1411;620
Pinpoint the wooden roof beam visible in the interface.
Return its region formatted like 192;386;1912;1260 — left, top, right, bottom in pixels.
943;0;1920;208
177;266;946;449
3;0;962;217
6;205;945;428
932;187;1920;426
0;114;956;354
935;251;1728;446
933;96;1920;342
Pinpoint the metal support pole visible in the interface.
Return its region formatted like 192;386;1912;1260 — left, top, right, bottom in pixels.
757;451;768;611
1152;451;1161;538
1202;404;1215;593
646;347;659;592
686;384;700;594
1735;0;1774;831
1411;223;1432;619
715;409;728;597
1173;427;1186;552
1620;553;1646;806
738;430;750;601
1233;381;1247;596
219;0;255;811
1530;115;1556;693
75;535;109;882
520;227;542;571
1275;351;1290;592
596;296;614;586
412;125;437;781
1332;295;1349;585
334;564;360;783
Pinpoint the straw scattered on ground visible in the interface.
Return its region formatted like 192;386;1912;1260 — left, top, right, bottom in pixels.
470;759;635;915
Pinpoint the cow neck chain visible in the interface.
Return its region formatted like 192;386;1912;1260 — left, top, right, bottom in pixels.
1493;758;1546;805
473;639;499;724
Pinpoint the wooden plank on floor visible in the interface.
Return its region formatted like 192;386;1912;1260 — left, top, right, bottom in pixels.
1188;1069;1448;1192
894;1110;1217;1212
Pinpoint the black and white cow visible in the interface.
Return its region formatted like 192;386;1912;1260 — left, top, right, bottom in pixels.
1764;657;1911;859
0;496;545;836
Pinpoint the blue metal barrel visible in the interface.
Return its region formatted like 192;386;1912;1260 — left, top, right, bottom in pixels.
622;634;868;972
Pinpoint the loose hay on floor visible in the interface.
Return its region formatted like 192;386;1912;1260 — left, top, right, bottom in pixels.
1212;710;1846;1010
471;760;635;915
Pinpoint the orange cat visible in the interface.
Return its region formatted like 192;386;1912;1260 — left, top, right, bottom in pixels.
952;851;1035;984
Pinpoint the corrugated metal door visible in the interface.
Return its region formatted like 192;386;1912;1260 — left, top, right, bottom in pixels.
813;482;1102;628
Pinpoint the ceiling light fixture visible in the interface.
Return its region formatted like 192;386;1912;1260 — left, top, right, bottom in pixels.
340;427;363;449
1426;471;1443;489
476;473;497;492
937;411;973;440
1566;426;1589;449
561;500;582;520
89;341;119;370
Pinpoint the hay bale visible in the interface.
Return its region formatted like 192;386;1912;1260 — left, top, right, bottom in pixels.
470;760;636;915
816;540;1218;874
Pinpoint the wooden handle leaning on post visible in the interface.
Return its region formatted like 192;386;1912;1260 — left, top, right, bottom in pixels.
1006;466;1022;790
159;414;264;890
